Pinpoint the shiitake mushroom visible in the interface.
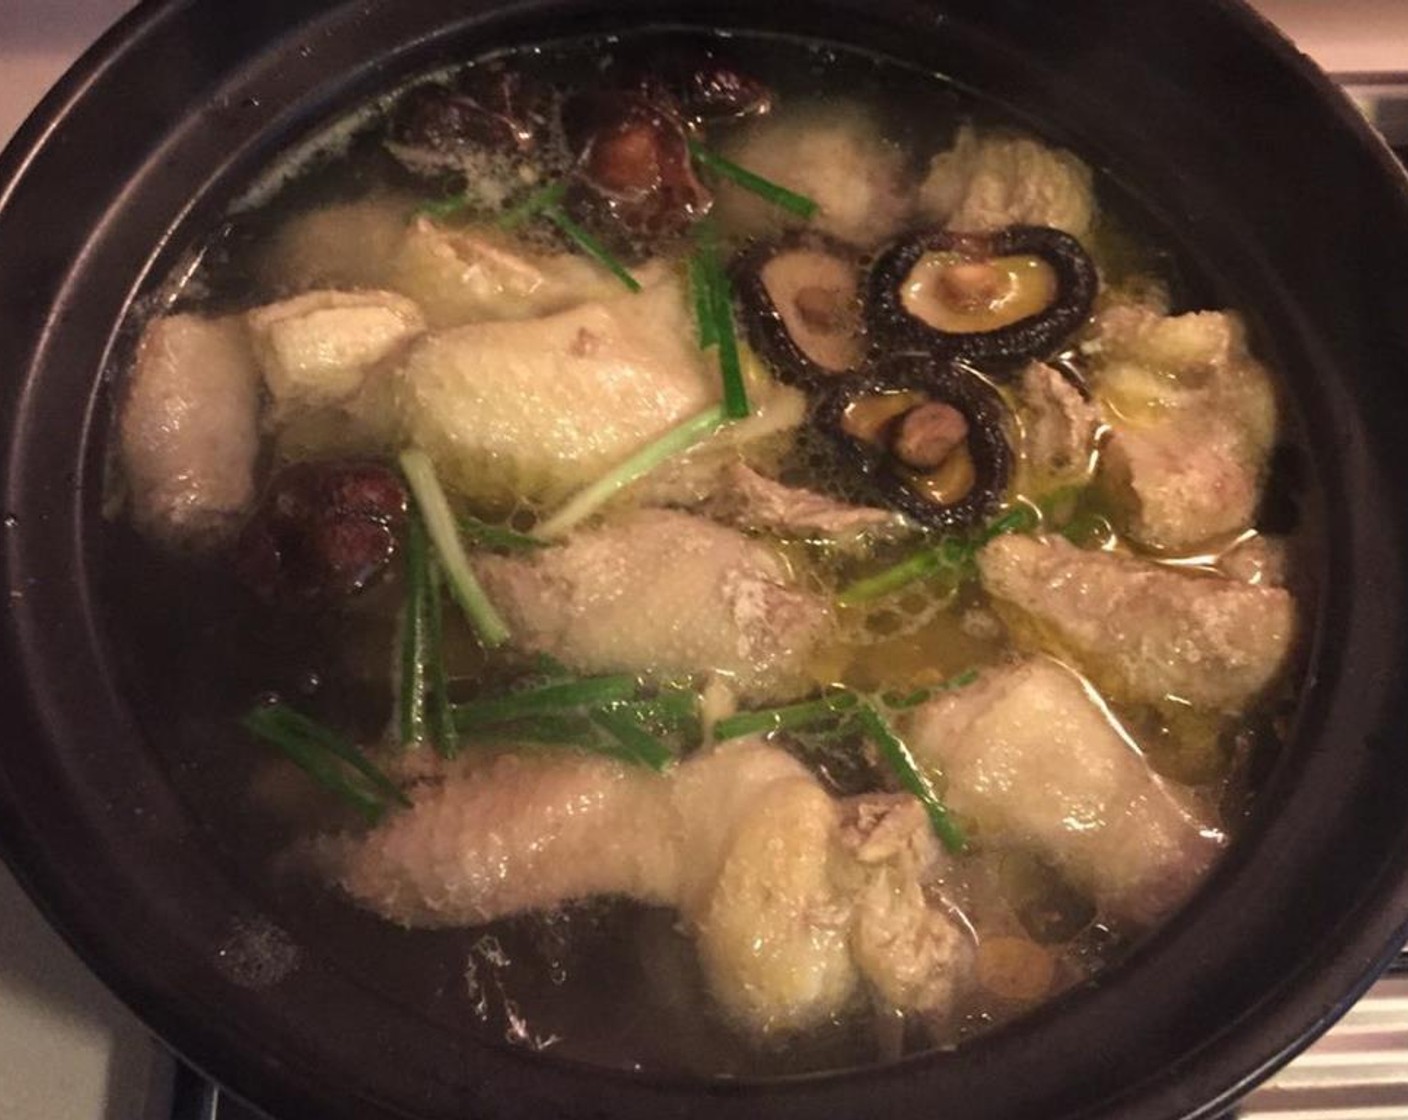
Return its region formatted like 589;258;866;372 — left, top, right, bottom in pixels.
612;46;772;124
560;91;712;243
235;461;408;605
867;225;1097;372
813;356;1012;531
387;66;552;175
733;232;866;388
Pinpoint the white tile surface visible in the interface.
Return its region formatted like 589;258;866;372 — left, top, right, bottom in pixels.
0;0;138;147
0;865;168;1120
1253;0;1408;73
2;7;164;1119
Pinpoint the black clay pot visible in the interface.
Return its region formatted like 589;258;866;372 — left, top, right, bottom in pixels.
4;2;1408;1118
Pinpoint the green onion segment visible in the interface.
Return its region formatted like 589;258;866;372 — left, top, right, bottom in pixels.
687;141;819;220
400;448;511;648
838;503;1041;606
243;703;410;823
855;703;967;854
535;405;728;540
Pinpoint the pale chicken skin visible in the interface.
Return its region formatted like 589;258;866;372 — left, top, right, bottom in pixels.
714;101;913;248
703;463;904;543
389;217;670;329
119;313;261;547
399;278;716;508
901;658;1223;926
979;534;1296;711
917;124;1096;240
476;508;833;703
1084;303;1278;552
331;739;971;1036
1015;361;1101;491
246;289;426;424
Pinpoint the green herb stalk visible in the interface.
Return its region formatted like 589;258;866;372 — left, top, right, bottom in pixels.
535;405;728;539
400;448;511;648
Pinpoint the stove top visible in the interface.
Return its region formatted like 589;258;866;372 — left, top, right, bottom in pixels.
1;3;1406;1118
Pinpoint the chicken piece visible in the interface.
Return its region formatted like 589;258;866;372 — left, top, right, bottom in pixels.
247;289;426;418
476;509;832;703
703;463;904;543
1084;304;1278;552
901;658;1224;926
1015;362;1100;490
714;102;912;247
399;278;714;508
834;795;970;1013
694;777;857;1032
259;193;418;294
119;313;260;547
917;125;1095;240
630;377;808;508
331;738;970;1035
335;750;679;927
1219;533;1287;588
388;217;670;329
667;739;824;913
978;534;1296;711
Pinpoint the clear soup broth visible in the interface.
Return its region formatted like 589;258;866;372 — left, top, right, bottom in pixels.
104;30;1310;1075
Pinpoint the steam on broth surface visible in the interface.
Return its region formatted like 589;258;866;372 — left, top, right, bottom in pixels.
107;31;1306;1073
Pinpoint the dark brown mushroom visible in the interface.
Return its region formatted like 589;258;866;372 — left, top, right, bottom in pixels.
733;232;866;388
560;91;712;243
613;46;772;124
235;461;408;605
867;225;1097;373
387;66;552;175
812;357;1012;531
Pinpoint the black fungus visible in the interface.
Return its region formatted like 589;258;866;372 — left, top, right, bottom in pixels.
560;91;712;243
867;225;1097;373
387;66;551;173
733;231;867;388
235;462;408;605
813;356;1012;531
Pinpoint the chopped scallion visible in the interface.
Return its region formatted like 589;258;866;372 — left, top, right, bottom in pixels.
542;203;642;292
535;404;728;540
880;668;979;711
589;707;675;771
397;515;432;746
693;224;748;419
425;557;457;756
713;691;859;742
610;689;701;737
243;703;410;823
496;181;568;231
687;140;820;220
837;504;1040;606
457;713;598;745
414;193;473;221
458;513;546;553
981;503;1040;540
688;253;718;350
452;674;639;730
400;449;511;649
854;703;966;854
836;544;961;607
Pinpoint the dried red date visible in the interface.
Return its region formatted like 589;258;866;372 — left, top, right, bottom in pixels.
236;461;407;605
561;92;711;241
